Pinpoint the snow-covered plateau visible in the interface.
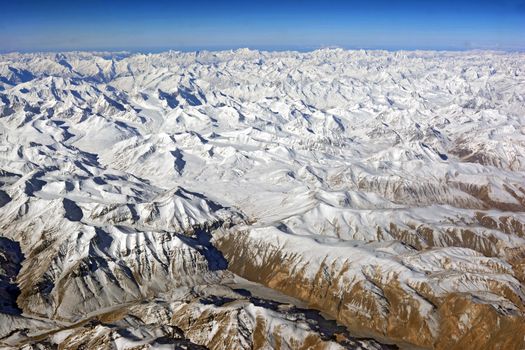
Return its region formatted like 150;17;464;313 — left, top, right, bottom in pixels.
0;49;524;349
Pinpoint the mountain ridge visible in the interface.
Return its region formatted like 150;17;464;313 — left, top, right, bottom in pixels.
0;49;524;349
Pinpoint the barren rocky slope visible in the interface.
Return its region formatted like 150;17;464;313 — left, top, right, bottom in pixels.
0;49;524;349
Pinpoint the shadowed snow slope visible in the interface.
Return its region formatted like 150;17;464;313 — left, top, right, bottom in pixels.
0;49;524;349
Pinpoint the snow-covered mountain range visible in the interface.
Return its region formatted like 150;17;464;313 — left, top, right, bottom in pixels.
0;49;524;349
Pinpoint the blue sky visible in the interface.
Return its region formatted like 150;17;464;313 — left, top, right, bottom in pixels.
1;0;524;52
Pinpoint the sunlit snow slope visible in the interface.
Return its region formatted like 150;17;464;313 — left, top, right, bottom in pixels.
1;49;524;349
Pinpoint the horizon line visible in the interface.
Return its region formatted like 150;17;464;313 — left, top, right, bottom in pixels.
2;45;525;55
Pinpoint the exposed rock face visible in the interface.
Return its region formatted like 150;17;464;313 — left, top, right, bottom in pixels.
215;227;525;349
1;49;525;349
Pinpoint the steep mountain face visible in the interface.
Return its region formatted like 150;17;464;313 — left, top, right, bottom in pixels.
0;49;524;349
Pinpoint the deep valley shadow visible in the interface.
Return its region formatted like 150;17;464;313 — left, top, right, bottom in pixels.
0;237;24;315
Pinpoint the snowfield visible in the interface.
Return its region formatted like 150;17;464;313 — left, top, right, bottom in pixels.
0;49;524;349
